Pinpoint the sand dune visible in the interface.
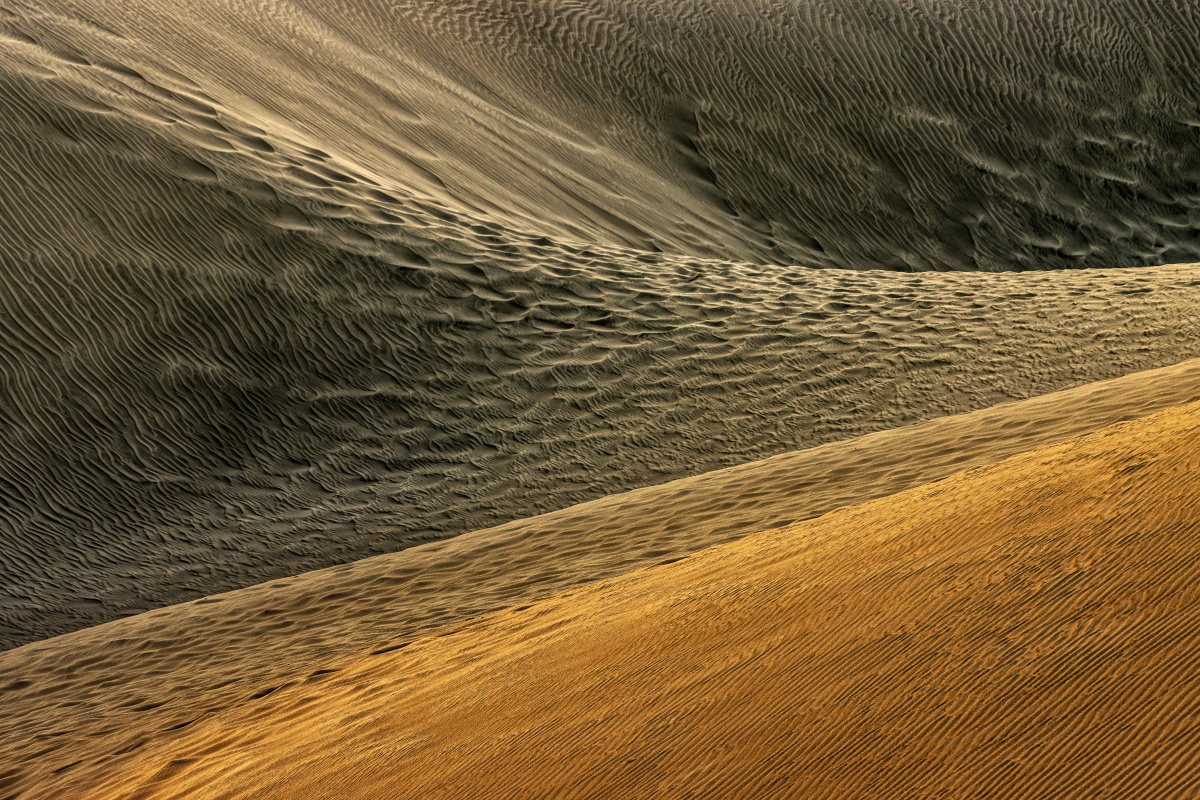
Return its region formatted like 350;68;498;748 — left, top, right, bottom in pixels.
4;359;1200;798
12;0;1200;270
6;0;1200;795
15;395;1200;799
5;0;1200;645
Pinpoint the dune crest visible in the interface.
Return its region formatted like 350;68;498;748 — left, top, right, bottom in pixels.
4;360;1200;797
37;398;1200;799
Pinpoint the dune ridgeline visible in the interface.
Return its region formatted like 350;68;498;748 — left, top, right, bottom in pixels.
3;0;1200;797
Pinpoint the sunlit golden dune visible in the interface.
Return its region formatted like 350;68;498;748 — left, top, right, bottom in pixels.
7;395;1200;798
4;358;1200;798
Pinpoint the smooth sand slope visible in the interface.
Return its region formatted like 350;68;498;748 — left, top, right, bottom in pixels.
21;395;1200;799
6;0;1200;645
4;359;1200;798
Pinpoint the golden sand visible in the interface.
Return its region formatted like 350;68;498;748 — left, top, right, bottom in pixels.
17;398;1200;799
5;358;1200;798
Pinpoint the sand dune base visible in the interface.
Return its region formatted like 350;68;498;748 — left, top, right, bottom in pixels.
4;358;1200;797
10;397;1200;798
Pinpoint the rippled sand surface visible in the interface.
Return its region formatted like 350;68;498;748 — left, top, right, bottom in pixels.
7;1;1200;796
3;358;1199;798
5;0;1200;646
14;395;1200;799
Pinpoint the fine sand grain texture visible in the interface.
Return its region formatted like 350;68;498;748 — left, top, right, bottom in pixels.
20;398;1200;799
3;360;1200;798
4;0;1200;796
6;0;1200;645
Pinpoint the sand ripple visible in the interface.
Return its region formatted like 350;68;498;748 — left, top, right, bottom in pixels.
17;392;1200;799
1;360;1198;797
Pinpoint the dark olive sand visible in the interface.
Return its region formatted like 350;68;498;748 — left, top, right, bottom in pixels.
4;0;1200;648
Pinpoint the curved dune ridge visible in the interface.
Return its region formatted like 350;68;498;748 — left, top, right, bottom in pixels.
3;359;1200;798
14;0;1200;270
6;0;1200;646
18;395;1200;799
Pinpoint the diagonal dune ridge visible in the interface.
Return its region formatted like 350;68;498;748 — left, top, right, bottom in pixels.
37;389;1200;799
4;0;1200;792
3;358;1200;797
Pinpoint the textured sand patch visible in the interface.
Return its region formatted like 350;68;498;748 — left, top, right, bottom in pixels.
4;361;1200;797
37;396;1200;799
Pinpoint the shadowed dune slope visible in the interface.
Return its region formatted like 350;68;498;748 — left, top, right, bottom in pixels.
5;0;1200;645
15;0;1200;270
28;397;1200;799
4;359;1200;797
